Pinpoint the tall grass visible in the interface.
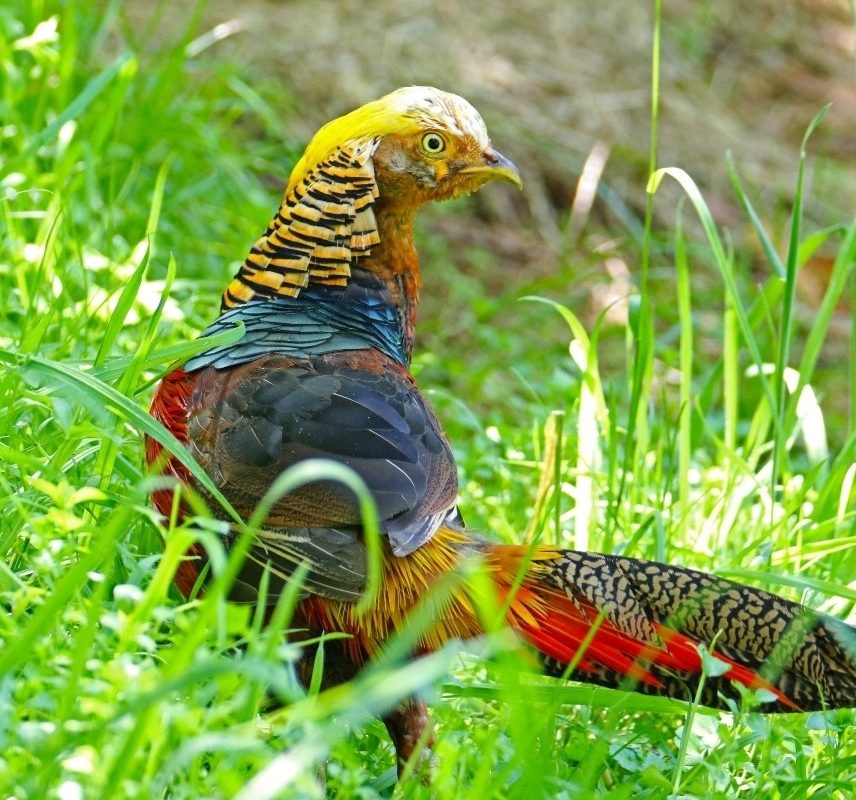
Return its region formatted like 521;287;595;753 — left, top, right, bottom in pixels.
1;1;854;798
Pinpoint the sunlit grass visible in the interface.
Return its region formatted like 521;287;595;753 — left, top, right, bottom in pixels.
1;2;854;798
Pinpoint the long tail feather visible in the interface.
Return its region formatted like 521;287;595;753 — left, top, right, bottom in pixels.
487;544;856;712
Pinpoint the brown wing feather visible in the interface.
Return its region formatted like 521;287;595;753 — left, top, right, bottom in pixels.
187;352;457;528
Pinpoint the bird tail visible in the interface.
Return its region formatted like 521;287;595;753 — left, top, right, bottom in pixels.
482;541;856;712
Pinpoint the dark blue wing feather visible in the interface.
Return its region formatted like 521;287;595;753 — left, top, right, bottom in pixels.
186;279;407;372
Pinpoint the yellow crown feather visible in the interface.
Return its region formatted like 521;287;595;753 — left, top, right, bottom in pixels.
286;86;488;193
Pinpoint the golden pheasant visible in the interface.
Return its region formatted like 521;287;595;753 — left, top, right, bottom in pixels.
147;86;856;771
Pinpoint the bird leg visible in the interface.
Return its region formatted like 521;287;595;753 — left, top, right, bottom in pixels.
291;619;435;779
382;696;435;778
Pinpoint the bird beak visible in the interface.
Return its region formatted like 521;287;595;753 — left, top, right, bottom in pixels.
459;147;523;189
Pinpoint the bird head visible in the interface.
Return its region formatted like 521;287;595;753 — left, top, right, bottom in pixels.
288;86;522;208
221;87;520;311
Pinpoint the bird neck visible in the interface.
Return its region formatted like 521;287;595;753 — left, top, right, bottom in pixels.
357;198;422;361
218;171;424;360
186;271;410;373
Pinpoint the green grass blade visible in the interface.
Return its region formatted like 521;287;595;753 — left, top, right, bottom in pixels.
648;167;776;417
787;220;856;440
727;154;786;279
0;51;133;182
0;503;134;678
771;105;831;502
675;208;692;529
0;348;242;523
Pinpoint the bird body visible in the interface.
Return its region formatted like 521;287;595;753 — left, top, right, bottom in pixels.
148;86;856;770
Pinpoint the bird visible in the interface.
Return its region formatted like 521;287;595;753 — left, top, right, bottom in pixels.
147;86;856;773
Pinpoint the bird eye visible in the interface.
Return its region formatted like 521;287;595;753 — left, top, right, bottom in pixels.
421;132;446;155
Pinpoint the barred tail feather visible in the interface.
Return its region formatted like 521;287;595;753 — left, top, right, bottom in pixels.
486;545;856;712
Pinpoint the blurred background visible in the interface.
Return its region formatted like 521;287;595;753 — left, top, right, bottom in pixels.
117;0;856;424
120;1;855;259
4;0;855;443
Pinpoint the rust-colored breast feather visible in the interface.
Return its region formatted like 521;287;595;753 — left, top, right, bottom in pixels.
148;367;195;516
148;367;205;596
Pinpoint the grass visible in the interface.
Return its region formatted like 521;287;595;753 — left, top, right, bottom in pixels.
1;1;855;798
